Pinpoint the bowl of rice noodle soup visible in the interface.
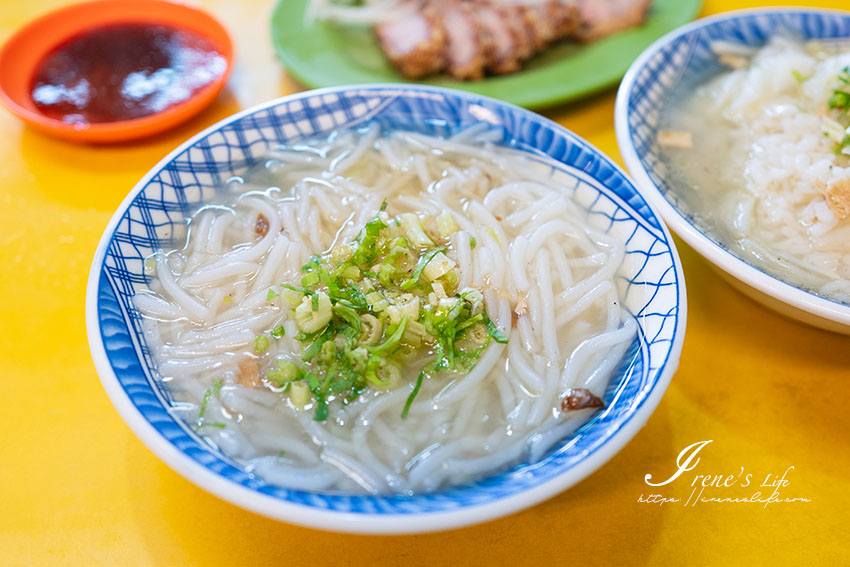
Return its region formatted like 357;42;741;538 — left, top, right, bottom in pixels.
616;8;850;333
87;85;685;533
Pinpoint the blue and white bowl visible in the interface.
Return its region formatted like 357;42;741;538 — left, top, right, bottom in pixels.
86;85;686;533
616;8;850;334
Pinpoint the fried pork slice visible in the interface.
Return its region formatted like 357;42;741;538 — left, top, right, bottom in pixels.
521;0;580;52
573;0;652;43
375;4;446;78
550;0;582;37
495;4;536;62
474;3;522;74
474;0;579;73
438;0;487;80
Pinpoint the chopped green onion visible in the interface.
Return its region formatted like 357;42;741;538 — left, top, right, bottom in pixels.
331;245;353;263
456;313;484;332
403;319;427;345
359;314;382;345
313;397;329;421
436;211;458;237
792;69;808;83
266;289;279;301
317;265;337;292
289;382;311;408
395;294;420;321
348;283;369;306
271;205;508;422
829;91;850;110
401;247;446;290
339;265;361;280
401;370;426;419
486;318;509;344
267;360;300;386
319;340;336;362
295;292;332;333
399;213;434;247
301;272;320;288
281;283;312;294
300;255;321;273
422;251;456;281
332;303;362;333
351;213;388;266
271;325;286;339
198;378;223;421
302;335;328;362
254;335;270;354
365;291;383;306
370;315;409;355
829;68;850;111
305;372;320;391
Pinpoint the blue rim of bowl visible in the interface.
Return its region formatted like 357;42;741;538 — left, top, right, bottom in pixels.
86;84;687;533
616;7;850;331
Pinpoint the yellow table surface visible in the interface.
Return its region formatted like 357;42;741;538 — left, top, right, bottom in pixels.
2;0;848;564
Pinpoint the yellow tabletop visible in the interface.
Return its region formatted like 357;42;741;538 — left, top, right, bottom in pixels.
2;0;848;564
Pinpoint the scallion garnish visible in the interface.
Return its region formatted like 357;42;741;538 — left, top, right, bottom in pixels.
486;319;509;344
827;67;850;153
254;335;270;354
792;69;808;83
267;205;508;421
198;378;223;422
829;67;850;111
401;247;446;290
401;369;426;419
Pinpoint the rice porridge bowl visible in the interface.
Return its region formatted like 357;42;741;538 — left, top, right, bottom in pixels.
659;35;850;303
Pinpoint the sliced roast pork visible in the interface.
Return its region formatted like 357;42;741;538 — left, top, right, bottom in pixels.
474;3;522;74
375;5;446;78
574;0;652;43
374;0;651;80
521;1;580;52
439;0;487;80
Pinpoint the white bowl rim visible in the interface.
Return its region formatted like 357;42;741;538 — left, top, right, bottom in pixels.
87;83;687;534
615;6;850;331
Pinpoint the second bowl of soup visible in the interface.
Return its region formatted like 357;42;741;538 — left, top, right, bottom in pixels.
617;8;850;333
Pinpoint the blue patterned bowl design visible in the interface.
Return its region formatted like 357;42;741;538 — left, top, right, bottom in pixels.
616;8;850;333
87;85;686;533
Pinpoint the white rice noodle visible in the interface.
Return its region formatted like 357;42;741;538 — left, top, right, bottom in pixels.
138;126;636;495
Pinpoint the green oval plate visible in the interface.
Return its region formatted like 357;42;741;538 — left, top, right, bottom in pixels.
271;0;703;109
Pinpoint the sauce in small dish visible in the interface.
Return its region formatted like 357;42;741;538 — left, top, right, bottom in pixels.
31;23;227;125
0;0;233;142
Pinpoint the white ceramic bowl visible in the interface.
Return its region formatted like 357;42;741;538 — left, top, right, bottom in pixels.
87;85;686;533
616;8;850;334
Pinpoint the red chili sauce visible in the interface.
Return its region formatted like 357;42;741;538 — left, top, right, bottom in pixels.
30;23;225;124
